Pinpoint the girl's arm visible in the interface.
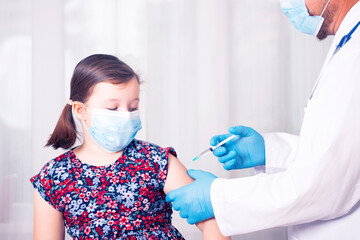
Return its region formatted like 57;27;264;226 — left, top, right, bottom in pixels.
164;154;230;240
33;191;65;240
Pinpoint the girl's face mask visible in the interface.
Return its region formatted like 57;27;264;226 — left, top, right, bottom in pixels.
83;108;142;152
280;0;331;36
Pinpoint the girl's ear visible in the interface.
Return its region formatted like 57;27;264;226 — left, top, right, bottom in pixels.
72;101;88;120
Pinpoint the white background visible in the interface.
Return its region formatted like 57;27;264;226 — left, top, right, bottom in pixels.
0;0;332;239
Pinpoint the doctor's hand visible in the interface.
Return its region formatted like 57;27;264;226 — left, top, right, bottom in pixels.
211;125;265;170
165;169;217;224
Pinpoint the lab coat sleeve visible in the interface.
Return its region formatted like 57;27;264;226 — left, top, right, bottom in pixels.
254;133;299;174
211;51;360;236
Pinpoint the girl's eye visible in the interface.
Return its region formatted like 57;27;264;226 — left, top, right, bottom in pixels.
107;107;118;111
129;107;138;112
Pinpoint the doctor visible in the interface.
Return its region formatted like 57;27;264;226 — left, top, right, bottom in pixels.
166;0;360;239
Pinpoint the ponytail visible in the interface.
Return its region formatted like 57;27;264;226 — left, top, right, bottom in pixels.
46;104;78;149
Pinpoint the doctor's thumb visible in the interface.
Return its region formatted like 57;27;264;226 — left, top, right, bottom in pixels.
187;169;205;179
187;169;217;180
229;125;255;137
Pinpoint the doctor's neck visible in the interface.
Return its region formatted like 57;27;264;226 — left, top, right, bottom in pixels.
318;0;359;40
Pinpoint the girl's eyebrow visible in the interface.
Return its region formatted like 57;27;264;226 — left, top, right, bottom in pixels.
104;98;139;102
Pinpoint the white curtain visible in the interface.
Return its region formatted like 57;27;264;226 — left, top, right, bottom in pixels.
0;0;332;239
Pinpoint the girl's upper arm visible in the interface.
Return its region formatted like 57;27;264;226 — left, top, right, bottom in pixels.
33;190;65;240
163;154;231;240
163;153;193;194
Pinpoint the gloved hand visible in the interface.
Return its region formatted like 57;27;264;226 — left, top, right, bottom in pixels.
210;125;265;170
165;169;217;224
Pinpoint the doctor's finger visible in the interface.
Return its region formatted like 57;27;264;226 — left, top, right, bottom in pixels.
210;134;232;146
223;159;236;170
218;150;236;163
171;198;183;211
187;216;197;225
179;210;189;219
165;191;176;202
213;147;228;157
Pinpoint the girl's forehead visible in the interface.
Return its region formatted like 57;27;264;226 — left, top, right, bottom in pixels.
93;82;125;93
90;78;139;98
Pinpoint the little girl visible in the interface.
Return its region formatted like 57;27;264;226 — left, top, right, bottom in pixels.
31;54;229;240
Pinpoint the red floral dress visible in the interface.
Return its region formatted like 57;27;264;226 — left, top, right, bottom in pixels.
30;140;185;240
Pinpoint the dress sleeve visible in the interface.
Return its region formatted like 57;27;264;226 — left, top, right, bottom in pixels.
155;147;177;189
30;159;63;212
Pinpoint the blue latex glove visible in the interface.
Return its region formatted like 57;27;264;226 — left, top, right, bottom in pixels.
210;125;265;170
165;169;217;224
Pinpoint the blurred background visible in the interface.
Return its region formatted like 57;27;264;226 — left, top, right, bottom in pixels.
0;0;332;239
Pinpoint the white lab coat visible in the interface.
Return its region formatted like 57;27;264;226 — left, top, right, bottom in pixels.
211;2;360;240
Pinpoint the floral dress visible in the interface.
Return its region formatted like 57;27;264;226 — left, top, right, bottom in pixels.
30;139;185;240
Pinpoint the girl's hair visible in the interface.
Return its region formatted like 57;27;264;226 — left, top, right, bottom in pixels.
46;54;139;149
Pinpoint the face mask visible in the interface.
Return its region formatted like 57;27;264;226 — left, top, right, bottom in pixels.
280;0;331;35
83;108;142;152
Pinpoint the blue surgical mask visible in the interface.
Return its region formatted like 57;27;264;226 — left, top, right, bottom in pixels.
280;0;331;35
84;108;142;152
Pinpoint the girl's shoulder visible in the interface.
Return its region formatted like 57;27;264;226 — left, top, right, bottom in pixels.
30;150;75;212
128;140;177;186
130;139;177;158
31;150;74;183
47;150;74;169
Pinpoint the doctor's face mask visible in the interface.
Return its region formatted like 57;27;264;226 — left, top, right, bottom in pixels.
280;0;331;36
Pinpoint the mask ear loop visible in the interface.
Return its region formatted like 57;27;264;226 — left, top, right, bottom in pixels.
68;99;90;130
320;0;331;18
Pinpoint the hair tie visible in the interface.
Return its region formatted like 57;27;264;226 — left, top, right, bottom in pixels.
67;99;74;105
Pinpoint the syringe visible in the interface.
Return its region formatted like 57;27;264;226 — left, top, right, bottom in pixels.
187;135;236;164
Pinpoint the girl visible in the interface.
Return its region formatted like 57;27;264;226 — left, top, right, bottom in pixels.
31;54;229;240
